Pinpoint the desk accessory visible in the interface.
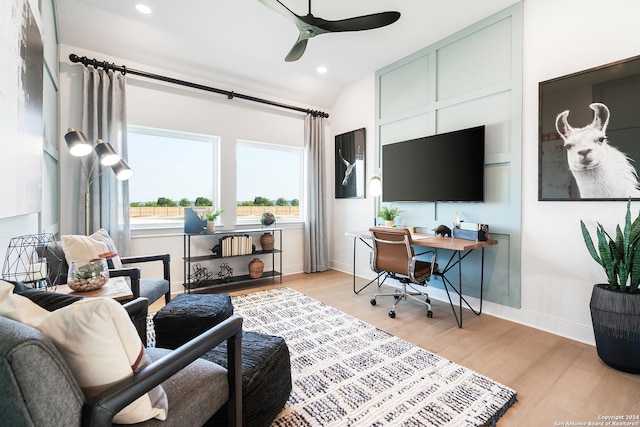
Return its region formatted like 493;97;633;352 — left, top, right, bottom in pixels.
453;223;490;241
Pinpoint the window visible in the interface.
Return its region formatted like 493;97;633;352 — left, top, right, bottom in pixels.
128;126;220;227
237;140;303;222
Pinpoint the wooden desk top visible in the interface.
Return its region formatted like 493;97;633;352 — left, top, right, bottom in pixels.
346;229;498;251
55;277;133;301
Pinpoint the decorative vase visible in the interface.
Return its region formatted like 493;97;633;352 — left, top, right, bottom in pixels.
385;220;395;227
260;232;274;251
207;221;215;232
248;258;264;279
261;212;276;227
67;258;109;292
590;284;640;373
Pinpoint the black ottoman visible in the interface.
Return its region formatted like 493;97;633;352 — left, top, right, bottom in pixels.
153;293;233;349
202;331;292;427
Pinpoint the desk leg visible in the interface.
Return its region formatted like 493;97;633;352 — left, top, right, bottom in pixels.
352;236;380;294
437;248;485;328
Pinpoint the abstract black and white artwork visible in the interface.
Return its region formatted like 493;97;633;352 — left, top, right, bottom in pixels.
0;0;44;217
539;55;640;201
334;128;366;199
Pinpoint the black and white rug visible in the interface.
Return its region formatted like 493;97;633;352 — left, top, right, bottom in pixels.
229;287;516;427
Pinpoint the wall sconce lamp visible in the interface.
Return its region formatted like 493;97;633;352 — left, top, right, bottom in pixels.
64;128;133;234
370;174;382;226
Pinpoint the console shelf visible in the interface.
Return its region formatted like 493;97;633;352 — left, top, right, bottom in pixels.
183;227;282;293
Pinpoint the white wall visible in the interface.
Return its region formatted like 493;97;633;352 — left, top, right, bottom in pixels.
329;76;377;277
331;0;640;345
520;0;640;344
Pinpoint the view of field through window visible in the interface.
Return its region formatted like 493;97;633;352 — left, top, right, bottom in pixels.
127;128;302;226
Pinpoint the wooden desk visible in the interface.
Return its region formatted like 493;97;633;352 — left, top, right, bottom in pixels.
55;277;133;301
346;229;498;327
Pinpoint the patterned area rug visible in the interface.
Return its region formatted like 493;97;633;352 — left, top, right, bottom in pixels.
230;287;517;427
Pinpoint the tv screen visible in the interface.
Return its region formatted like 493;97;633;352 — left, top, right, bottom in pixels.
382;125;485;202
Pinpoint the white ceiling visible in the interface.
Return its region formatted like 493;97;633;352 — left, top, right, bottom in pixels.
55;0;520;109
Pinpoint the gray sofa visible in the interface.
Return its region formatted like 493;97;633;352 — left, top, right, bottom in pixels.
0;283;242;426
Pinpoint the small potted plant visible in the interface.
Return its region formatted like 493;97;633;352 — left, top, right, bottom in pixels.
205;207;223;231
377;204;403;227
580;199;640;373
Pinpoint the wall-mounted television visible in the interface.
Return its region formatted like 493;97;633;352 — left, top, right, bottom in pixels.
382;125;485;202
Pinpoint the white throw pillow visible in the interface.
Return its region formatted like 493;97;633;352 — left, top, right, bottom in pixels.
0;280;49;325
37;297;168;423
90;229;123;269
61;234;109;263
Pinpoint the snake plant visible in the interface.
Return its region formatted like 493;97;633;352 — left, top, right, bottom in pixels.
580;199;640;293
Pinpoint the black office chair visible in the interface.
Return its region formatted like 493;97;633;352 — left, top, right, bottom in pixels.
369;227;437;318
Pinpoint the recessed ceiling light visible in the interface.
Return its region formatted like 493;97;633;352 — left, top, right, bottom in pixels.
317;66;327;74
136;4;152;14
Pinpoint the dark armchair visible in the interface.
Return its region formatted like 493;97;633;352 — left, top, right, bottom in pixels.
38;231;172;307
109;253;172;305
1;283;242;426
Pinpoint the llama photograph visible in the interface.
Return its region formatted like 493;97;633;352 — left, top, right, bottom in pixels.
539;55;640;200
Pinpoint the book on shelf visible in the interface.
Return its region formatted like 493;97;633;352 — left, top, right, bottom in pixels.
219;235;253;257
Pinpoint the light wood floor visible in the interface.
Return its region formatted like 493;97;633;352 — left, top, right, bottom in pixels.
153;270;640;426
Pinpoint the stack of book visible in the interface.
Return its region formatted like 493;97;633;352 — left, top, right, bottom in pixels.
220;235;253;257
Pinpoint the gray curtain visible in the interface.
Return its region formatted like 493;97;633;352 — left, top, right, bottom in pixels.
80;66;130;254
304;114;329;273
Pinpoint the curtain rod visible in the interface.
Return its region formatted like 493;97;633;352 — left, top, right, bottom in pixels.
69;54;329;118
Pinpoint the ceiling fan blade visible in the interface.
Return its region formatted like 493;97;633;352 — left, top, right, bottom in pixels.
314;11;401;32
256;0;301;26
285;38;308;62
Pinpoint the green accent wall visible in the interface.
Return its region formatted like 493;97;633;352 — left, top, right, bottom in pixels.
375;3;523;308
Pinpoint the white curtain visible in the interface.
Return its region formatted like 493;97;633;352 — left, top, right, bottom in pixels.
80;66;130;253
304;114;329;273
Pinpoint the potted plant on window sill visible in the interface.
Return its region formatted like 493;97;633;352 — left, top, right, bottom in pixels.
205;208;223;232
377;204;403;227
580;199;640;373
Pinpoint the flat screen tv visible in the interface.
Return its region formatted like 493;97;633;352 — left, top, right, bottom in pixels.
382;125;485;202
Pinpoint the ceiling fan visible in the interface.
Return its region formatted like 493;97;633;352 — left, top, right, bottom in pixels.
257;0;401;62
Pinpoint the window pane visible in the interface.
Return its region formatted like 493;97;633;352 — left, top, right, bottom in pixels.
128;127;219;227
237;141;302;221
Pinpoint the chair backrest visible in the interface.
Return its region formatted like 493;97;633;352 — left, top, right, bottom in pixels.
36;241;69;286
369;227;415;275
0;316;84;426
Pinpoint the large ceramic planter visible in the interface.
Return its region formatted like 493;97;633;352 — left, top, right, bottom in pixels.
589;284;640;374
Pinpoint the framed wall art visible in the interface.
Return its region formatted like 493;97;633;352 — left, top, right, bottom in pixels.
0;0;43;218
539;55;640;201
335;128;366;199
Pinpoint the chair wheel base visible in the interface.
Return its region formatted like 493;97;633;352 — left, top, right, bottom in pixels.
388;310;396;318
427;310;433;318
370;298;377;306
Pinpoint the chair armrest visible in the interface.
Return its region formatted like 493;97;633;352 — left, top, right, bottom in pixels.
82;314;243;427
108;267;141;299
122;297;149;345
120;253;171;282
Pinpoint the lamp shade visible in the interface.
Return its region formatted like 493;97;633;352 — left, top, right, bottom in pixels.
64;128;92;157
370;174;382;197
111;159;134;181
94;139;121;166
